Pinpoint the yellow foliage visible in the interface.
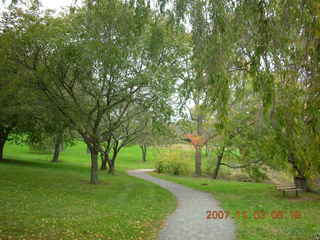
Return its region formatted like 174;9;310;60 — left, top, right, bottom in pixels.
155;150;192;176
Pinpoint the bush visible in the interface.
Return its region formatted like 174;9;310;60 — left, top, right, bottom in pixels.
28;139;54;153
246;167;268;182
155;160;169;174
155;150;192;176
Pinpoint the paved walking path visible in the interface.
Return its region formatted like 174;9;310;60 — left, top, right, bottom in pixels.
127;169;235;240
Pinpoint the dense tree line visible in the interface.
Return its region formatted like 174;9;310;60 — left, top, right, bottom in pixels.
1;0;319;188
0;0;186;183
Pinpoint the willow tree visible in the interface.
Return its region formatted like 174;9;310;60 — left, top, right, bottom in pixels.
228;0;320;189
164;0;320;187
228;0;320;188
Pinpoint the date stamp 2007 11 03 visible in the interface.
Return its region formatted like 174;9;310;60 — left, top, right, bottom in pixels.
206;210;302;220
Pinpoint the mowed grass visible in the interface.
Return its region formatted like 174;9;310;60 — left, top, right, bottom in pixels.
152;173;320;240
0;142;176;240
3;142;159;170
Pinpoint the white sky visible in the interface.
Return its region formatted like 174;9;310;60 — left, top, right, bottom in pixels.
0;0;82;14
0;0;176;17
40;0;77;11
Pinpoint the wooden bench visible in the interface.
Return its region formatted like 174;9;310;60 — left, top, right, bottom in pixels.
275;184;304;197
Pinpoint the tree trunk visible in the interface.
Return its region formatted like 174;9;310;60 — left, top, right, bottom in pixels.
90;149;99;184
294;176;309;191
195;146;202;176
108;159;115;174
140;145;147;162
288;152;311;192
288;152;304;177
51;133;63;163
194;103;203;177
100;152;109;170
212;146;225;179
108;150;118;175
0;137;5;161
60;142;65;152
0;128;10;161
205;143;209;157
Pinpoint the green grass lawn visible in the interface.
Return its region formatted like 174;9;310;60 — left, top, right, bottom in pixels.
3;141;159;171
0;142;176;240
2;142;320;240
151;173;320;240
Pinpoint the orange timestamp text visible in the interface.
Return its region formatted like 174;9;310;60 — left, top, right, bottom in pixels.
206;210;302;220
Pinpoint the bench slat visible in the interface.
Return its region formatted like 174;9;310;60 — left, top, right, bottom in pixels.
277;186;297;190
281;188;303;192
275;184;304;197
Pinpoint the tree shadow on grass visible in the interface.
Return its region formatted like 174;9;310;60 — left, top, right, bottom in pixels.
0;158;89;174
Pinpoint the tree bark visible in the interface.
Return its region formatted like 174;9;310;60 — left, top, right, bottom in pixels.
288;152;304;178
0;137;5;161
108;150;118;175
0;127;10;161
108;159;115;174
100;152;109;170
90;148;99;184
212;146;225;179
140;144;147;162
288;152;310;191
194;103;203;176
108;140;121;175
51;132;63;163
195;146;202;176
60;142;65;152
294;176;309;191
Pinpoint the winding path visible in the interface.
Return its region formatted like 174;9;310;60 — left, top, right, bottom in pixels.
127;169;235;240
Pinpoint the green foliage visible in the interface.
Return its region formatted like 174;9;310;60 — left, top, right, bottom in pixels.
155;150;191;176
246;167;268;183
1;0;319;185
0;1;187;181
164;0;320;183
28;136;53;153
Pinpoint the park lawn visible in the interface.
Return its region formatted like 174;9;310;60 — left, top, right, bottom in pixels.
0;142;176;240
3;141;159;170
151;173;320;240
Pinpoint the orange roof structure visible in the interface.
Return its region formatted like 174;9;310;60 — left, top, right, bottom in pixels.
183;134;207;147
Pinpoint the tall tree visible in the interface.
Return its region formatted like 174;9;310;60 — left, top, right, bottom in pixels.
3;1;184;183
167;0;320;187
0;9;39;160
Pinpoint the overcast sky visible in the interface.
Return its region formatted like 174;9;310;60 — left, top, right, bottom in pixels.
0;0;81;14
40;0;77;10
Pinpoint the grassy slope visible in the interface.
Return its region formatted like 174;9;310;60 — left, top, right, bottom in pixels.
152;173;320;240
0;142;175;240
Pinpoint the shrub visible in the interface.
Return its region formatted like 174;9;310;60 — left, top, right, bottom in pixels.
246;167;268;182
28;139;54;153
155;160;169;174
155;150;192;176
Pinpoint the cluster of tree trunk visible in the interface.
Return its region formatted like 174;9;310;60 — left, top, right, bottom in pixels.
100;151;117;174
98;138;120;175
139;144;147;162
